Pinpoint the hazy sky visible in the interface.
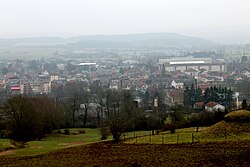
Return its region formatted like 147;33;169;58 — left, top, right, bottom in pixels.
0;0;250;43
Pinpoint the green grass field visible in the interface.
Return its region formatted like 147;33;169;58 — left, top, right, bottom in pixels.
0;46;66;60
125;127;205;144
2;127;250;166
2;125;250;157
125;127;250;144
0;128;150;157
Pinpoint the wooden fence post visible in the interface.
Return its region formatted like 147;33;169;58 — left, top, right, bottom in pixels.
149;133;151;143
162;134;164;144
224;129;227;140
192;133;194;143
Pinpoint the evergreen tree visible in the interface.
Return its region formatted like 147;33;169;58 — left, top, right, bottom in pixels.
161;64;166;75
184;86;191;107
241;99;247;110
119;67;125;74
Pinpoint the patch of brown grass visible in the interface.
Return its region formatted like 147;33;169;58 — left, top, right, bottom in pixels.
202;110;250;138
0;150;15;156
225;110;250;122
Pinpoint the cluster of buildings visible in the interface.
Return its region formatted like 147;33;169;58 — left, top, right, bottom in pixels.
0;54;249;111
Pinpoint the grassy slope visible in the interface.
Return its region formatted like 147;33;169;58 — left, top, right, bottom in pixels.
124;110;250;144
202;110;250;140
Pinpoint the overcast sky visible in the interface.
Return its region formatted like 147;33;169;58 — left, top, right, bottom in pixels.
0;0;249;43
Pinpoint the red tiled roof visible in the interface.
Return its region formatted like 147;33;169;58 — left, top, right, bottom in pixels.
205;101;218;108
11;86;21;90
195;102;204;107
198;84;211;90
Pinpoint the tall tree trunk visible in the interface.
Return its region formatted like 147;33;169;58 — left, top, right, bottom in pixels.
83;106;88;127
97;108;100;126
72;98;77;128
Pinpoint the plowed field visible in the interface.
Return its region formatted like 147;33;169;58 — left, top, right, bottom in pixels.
1;141;250;167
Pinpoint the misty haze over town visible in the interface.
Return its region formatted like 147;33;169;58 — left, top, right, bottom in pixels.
1;0;250;166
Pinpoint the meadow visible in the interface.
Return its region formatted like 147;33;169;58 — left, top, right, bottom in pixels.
0;128;150;157
1;126;250;157
125;127;250;144
0;46;66;60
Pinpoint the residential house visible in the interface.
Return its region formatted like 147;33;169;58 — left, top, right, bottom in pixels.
194;102;205;110
205;101;225;112
171;80;184;89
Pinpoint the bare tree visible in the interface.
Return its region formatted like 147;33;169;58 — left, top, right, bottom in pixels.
63;82;85;127
103;89;135;143
2;96;63;144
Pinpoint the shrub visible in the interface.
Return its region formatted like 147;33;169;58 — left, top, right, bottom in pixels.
10;140;26;148
78;129;86;134
170;127;176;134
0;130;10;139
100;127;110;140
162;123;175;133
64;129;70;135
57;130;62;134
71;132;78;135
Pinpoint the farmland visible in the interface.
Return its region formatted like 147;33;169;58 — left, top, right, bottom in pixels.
1;116;250;166
1;141;250;166
0;46;66;59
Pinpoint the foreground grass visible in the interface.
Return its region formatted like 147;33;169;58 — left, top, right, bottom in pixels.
1;141;250;166
2;126;250;157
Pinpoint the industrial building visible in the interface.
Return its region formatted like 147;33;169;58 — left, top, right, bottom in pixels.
158;57;226;72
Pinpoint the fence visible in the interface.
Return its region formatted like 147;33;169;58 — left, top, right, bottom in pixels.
122;132;201;144
123;128;247;144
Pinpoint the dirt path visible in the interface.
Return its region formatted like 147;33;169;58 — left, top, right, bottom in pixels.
0;150;15;156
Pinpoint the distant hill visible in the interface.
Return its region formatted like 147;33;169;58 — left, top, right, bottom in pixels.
0;33;215;48
69;33;215;48
0;37;66;47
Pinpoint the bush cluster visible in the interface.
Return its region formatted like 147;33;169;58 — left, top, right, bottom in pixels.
100;127;110;140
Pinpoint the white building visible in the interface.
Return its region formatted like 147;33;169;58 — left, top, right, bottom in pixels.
159;57;226;72
205;102;225;112
171;80;184;89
